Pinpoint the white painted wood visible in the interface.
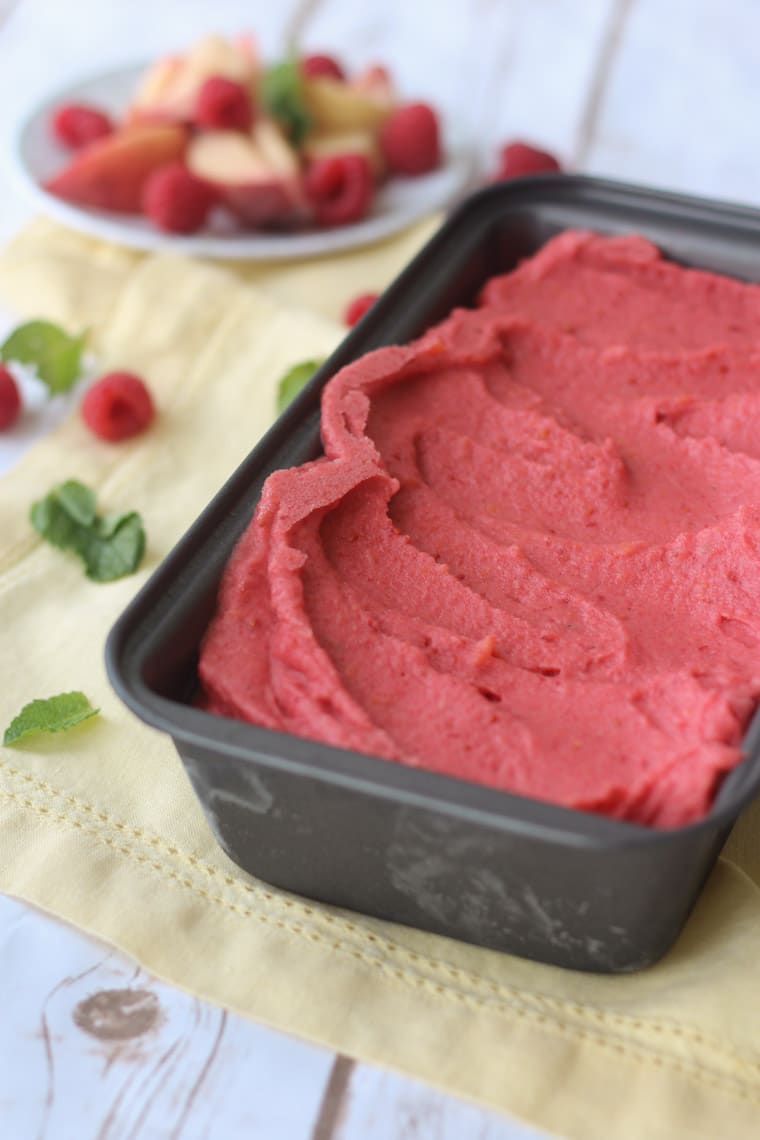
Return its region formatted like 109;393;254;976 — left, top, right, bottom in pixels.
0;895;336;1139
584;0;760;205
335;1063;554;1140
0;895;539;1139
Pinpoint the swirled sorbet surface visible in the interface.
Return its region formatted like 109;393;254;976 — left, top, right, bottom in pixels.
198;231;760;827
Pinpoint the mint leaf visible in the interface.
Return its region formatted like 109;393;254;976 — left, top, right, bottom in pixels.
30;479;146;582
0;320;87;395
30;493;80;551
56;479;97;526
276;359;324;414
4;691;99;745
261;58;312;147
97;509;133;538
79;512;145;581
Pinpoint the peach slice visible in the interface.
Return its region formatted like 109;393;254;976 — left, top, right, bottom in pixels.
352;65;395;103
126;55;184;125
252;118;301;176
302;75;394;134
127;34;258;126
44;124;187;213
187;123;307;228
302;129;385;180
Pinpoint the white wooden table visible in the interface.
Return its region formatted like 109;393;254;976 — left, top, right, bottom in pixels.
2;0;759;1136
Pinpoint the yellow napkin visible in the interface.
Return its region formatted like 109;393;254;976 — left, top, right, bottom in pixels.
1;219;760;1140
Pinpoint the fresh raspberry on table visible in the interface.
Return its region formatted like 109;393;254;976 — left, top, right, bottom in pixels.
142;162;215;234
81;371;155;442
194;75;254;131
493;141;562;179
50;103;114;150
0;365;21;430
343;292;379;327
379;102;441;176
302;53;346;81
304;154;374;227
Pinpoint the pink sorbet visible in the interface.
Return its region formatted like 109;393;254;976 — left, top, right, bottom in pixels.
197;230;760;828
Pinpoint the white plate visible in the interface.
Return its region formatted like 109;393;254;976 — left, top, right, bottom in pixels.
9;64;474;261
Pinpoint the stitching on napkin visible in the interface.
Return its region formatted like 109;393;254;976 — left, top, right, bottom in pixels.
2;759;759;1087
0;758;756;1065
2;783;760;1105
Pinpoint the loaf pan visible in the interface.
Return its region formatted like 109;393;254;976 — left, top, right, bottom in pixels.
106;175;760;972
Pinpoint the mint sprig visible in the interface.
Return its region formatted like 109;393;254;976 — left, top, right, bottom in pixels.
4;691;99;746
30;479;145;582
261;58;312;147
1;320;87;395
276;359;324;414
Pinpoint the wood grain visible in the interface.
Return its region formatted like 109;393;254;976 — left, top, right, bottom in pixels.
0;892;546;1138
572;0;637;166
331;1063;546;1139
311;1056;355;1140
37;955;228;1139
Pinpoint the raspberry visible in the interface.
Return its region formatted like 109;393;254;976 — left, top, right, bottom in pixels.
51;103;114;150
194;76;254;131
142;162;215;234
81;372;155;442
0;365;21;430
302;53;346;81
379;102;440;176
494;142;561;179
344;292;378;327
304;154;374;227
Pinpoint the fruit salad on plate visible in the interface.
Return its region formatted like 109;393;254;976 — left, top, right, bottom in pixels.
42;35;444;236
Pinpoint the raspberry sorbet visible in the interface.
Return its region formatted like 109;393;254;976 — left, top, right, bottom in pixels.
197;231;760;828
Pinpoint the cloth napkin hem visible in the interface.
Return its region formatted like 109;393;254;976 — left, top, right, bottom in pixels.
1;756;758;1110
2;791;758;1140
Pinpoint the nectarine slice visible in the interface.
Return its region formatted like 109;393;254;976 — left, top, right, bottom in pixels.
127;35;258;126
302;129;384;180
45;124;187;214
302;76;394;133
187;128;306;228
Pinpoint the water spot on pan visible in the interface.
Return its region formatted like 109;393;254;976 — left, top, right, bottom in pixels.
387;809;638;967
184;753;275;816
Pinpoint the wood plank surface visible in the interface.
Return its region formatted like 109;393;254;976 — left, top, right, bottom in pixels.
0;895;547;1139
584;0;760;203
